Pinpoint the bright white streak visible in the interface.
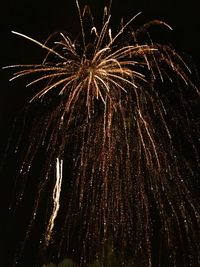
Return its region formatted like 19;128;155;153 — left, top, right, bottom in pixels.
46;157;63;245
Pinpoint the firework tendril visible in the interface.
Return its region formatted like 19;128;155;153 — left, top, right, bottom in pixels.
3;1;200;266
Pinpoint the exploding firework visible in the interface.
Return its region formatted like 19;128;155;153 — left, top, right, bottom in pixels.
2;1;200;266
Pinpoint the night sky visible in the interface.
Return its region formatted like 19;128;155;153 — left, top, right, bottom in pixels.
0;0;200;266
1;0;200;146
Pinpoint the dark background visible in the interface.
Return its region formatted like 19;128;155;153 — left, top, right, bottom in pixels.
1;0;200;150
0;0;200;266
1;0;200;143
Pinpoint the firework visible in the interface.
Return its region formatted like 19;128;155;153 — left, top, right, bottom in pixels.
2;1;200;266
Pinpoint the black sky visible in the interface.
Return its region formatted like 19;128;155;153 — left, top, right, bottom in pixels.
1;0;200;202
1;0;200;217
1;0;200;119
0;0;199;200
0;0;200;266
1;0;200;100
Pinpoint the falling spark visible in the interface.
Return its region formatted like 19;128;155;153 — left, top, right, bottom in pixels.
46;157;63;245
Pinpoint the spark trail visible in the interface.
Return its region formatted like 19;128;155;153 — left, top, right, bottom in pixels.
46;157;63;245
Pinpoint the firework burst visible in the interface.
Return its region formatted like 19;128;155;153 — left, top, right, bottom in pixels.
3;1;200;266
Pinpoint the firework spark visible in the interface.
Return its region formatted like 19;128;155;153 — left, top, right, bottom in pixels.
3;1;200;266
45;157;63;245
